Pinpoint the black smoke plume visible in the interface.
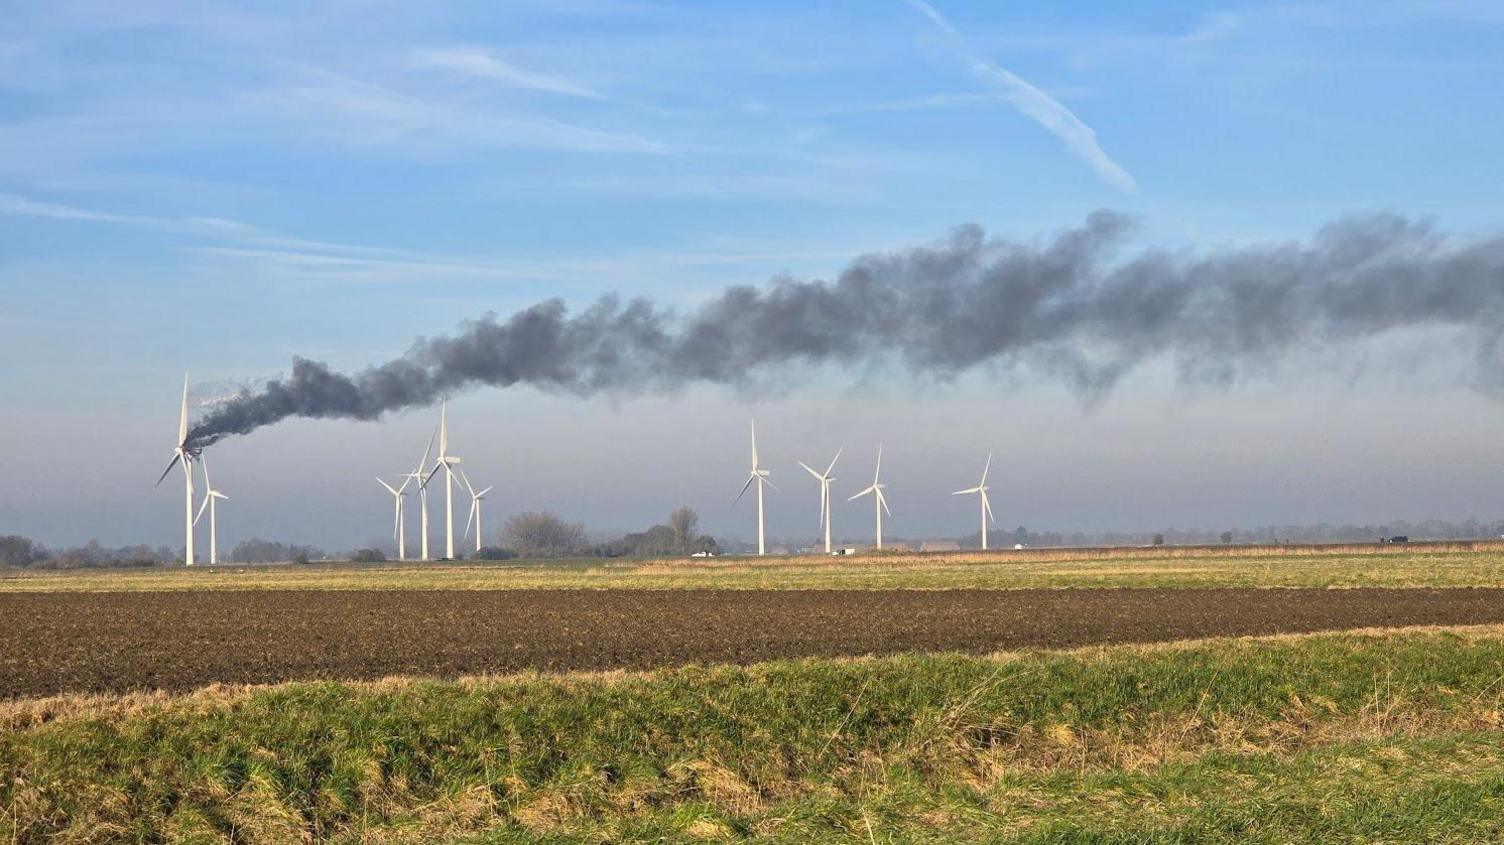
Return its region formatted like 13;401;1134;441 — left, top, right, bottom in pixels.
184;210;1504;449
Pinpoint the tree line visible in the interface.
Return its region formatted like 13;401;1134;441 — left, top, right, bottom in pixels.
474;506;719;560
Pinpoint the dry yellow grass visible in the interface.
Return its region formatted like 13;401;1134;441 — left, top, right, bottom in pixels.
5;540;1504;593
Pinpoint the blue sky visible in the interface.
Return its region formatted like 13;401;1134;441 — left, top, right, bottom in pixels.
3;0;1503;550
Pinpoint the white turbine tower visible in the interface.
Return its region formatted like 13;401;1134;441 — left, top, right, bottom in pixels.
734;419;777;555
848;444;891;550
460;469;494;553
377;475;410;560
953;452;997;551
426;401;462;559
798;448;842;554
405;428;437;560
155;373;198;566
193;455;229;565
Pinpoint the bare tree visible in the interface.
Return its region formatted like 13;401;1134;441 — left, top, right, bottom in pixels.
0;535;44;568
668;506;699;552
502;511;589;559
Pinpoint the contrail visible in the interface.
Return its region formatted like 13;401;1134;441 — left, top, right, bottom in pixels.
901;0;1137;192
186;210;1504;449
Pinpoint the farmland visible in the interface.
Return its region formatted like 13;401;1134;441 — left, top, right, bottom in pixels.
5;539;1504;592
5;543;1504;842
8;587;1504;697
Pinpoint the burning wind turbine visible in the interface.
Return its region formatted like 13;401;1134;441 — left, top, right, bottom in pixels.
155;373;200;566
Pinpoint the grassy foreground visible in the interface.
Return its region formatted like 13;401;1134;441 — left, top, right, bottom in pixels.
5;626;1504;843
5;541;1504;593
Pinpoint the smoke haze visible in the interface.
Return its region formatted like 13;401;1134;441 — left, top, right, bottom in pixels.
186;211;1504;449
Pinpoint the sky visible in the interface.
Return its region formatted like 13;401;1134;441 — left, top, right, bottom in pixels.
2;0;1503;551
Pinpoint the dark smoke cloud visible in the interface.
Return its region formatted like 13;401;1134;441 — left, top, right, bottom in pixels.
185;210;1504;449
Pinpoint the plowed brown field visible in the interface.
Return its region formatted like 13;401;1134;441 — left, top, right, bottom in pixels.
6;587;1504;697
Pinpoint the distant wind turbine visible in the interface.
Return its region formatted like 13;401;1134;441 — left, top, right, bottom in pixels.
953;452;996;550
798;447;842;554
193;453;229;565
848;444;891;550
377;475;410;560
734;419;777;555
155;373;198;566
425;400;463;559
405;428;437;560
460;469;494;553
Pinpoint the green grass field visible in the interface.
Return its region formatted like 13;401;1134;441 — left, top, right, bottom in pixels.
6;542;1504;592
5;626;1504;843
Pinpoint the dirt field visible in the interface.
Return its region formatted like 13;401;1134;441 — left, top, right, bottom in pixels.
7;587;1504;697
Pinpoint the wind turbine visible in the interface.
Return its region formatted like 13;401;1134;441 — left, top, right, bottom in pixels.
733;419;777;555
848;444;891;550
376;475;410;560
404;428;437;560
426;400;462;559
460;469;494;553
953;452;997;551
193;455;229;565
154;373;198;566
798;447;842;554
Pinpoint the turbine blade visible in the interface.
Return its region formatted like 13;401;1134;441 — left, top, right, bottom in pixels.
178;373;189;445
459;468;475;496
878;488;892;517
749;418;759;469
762;477;779;493
953;486;981;495
982;490;996;525
733;473;756;505
155;453;182;488
194;494;209;526
825;446;843;477
981;451;993;485
873;443;883;484
799;461;823;481
439;400;448;456
199;454;212;491
416;427;437;474
463;499;477;540
477;486;494;497
377;478;398;496
213;492;229;500
848;484;876;501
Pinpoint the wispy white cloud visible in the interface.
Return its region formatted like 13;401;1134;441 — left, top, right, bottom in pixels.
0;191;847;289
270;66;664;154
413;47;604;99
825;86;1094;117
901;0;1136;192
0;192;428;258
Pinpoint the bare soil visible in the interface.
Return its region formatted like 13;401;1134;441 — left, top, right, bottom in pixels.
5;588;1504;697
